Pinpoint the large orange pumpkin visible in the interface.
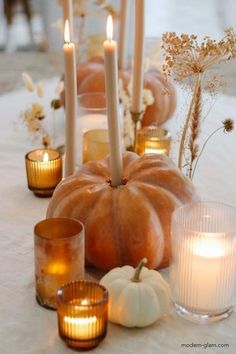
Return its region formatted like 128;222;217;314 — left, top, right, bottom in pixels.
75;57;176;127
47;152;197;271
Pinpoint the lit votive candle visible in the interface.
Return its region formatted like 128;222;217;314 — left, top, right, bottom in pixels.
171;202;236;324
83;129;109;163
136;126;171;156
57;280;108;350
34;218;85;310
25;149;62;197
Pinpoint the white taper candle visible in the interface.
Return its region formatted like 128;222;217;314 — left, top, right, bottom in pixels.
132;0;145;113
118;0;129;69
63;20;77;177
104;16;123;187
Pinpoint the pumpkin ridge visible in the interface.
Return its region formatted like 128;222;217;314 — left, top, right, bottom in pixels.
131;181;182;268
116;183;164;268
48;181;107;217
84;188;121;269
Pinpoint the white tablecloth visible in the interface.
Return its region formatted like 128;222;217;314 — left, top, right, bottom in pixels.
0;79;236;354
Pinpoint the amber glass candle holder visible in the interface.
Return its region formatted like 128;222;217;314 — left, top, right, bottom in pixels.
34;218;85;310
83;129;109;163
25;149;62;197
57;280;108;350
136;126;171;156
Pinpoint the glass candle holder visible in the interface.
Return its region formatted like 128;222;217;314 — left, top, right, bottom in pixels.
83;129;109;163
76;93;123;166
34;218;85;310
57;280;108;350
136;126;171;156
25;149;62;197
171;202;236;324
76;93;108;166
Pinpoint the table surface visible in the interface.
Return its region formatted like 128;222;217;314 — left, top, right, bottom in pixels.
0;78;236;354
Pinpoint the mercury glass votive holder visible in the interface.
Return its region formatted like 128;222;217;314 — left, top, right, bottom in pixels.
57;280;108;350
34;218;85;310
25;149;62;197
136;126;171;156
170;202;236;324
83;129;109;163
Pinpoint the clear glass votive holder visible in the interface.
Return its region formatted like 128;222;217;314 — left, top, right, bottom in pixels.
136;126;171;156
34;218;85;310
83;129;109;163
171;202;236;324
25;149;62;197
76;93;108;166
57;280;108;350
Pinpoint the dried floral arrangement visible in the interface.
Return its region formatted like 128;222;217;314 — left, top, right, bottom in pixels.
20;73;64;148
119;60;154;148
162;28;236;179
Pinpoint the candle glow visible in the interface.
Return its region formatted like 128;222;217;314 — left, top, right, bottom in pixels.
106;15;113;41
43;152;49;163
64;20;70;44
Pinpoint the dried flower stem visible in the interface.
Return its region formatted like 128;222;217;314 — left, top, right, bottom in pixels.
178;74;201;169
188;81;201;178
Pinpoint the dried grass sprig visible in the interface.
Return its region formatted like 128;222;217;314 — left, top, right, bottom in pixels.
178;74;201;169
188;81;202;178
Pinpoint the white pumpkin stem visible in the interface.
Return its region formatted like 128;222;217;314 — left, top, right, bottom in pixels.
131;258;148;282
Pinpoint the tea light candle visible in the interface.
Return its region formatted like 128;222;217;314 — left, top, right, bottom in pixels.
57;280;108;350
83;129;109;163
136;126;171;156
34;218;85;310
25;149;62;197
62;299;101;341
171;202;236;324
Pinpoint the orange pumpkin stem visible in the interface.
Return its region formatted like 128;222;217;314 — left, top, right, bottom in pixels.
131;258;148;282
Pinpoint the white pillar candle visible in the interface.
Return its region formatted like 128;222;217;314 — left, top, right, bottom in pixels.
118;0;129;69
63;0;74;40
104;16;123;187
63;20;77;177
132;0;145;113
172;232;236;313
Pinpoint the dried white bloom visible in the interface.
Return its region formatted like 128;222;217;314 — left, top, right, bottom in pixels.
22;72;34;92
37;82;44;98
31;103;45;120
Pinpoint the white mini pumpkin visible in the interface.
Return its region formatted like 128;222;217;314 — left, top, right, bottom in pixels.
100;258;170;328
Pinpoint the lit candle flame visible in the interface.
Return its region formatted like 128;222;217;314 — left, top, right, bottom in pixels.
81;299;89;306
43;152;49;163
64;20;70;44
106;15;113;41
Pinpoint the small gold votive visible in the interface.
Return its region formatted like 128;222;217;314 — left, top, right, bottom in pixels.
34;218;85;310
25;149;62;197
83;129;109;163
57;280;108;350
136;126;171;156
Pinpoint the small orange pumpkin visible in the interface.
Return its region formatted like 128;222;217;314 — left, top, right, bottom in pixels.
47;152;197;271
